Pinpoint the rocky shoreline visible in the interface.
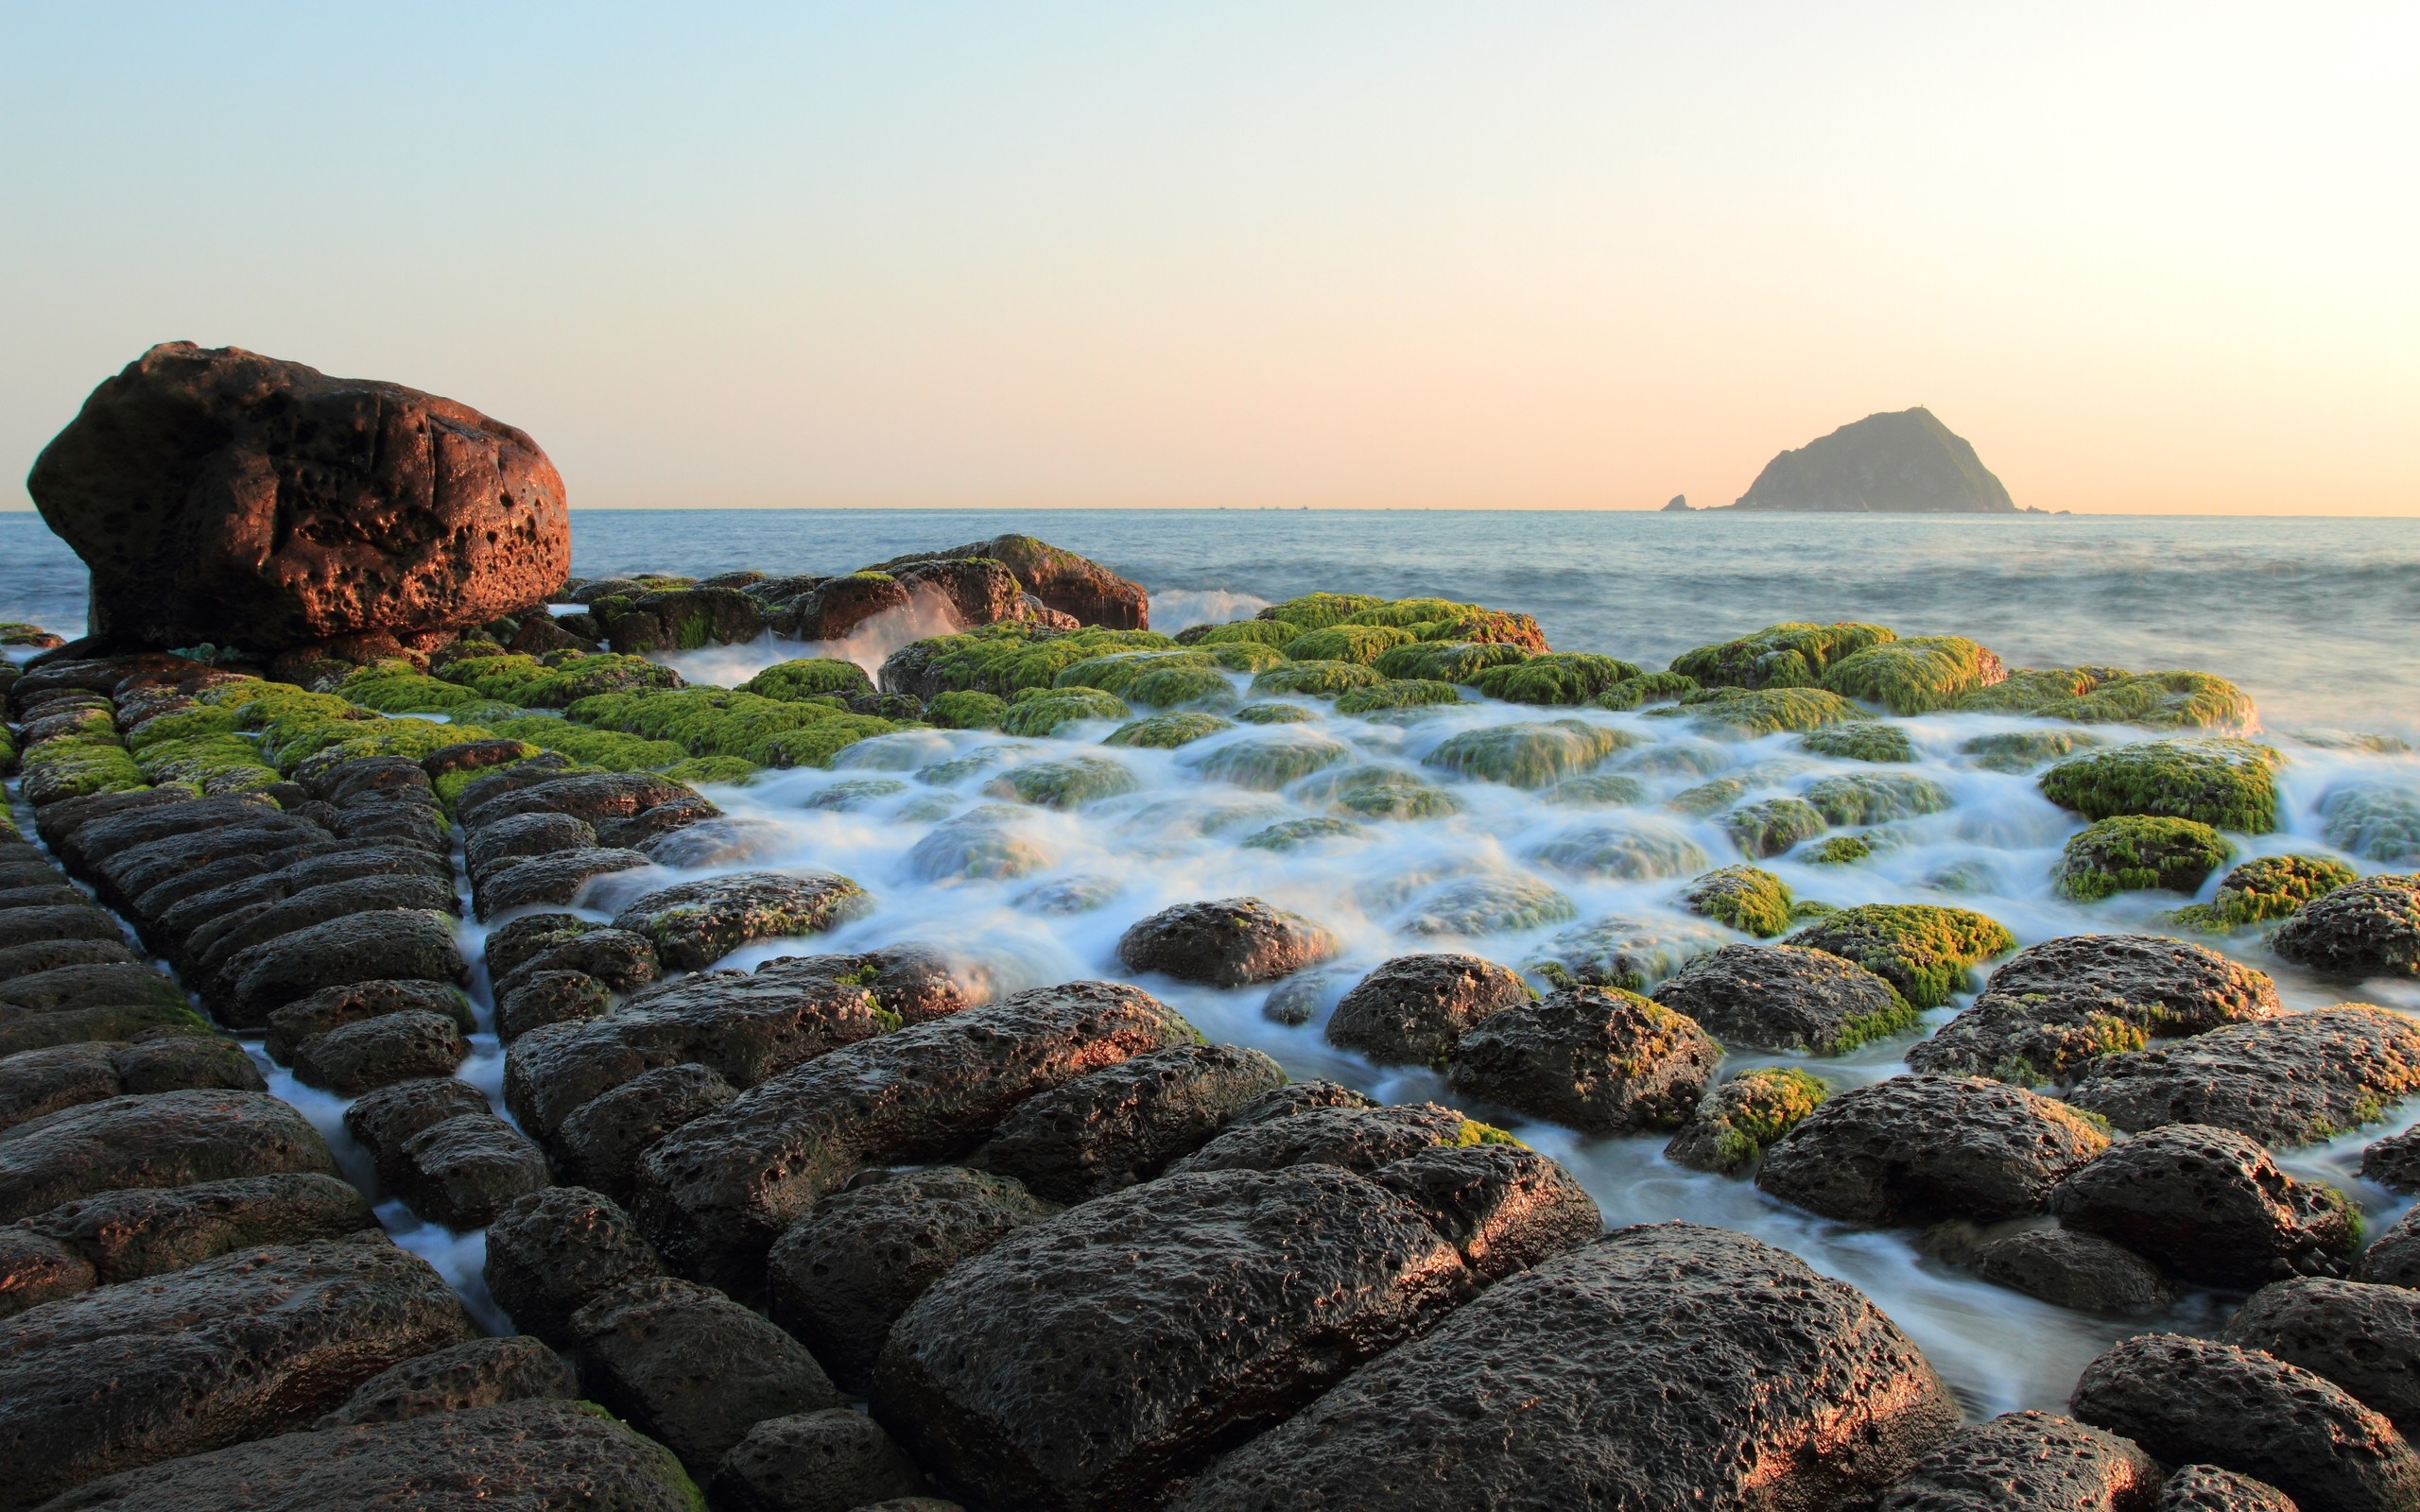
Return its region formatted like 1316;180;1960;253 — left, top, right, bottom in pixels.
6;345;2420;1509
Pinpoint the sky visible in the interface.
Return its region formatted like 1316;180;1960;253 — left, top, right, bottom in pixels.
2;3;2414;515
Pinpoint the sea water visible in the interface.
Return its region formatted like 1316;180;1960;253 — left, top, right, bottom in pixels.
7;507;2418;1418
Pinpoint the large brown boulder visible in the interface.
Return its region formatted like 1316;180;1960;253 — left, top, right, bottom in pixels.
27;343;569;652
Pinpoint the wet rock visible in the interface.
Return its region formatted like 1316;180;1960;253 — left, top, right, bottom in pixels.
1448;984;1720;1133
1971;1227;2175;1314
1914;935;2282;1087
464;809;598;878
714;1408;933;1512
1169;1100;1483;1177
0;1238;475;1508
0;906;122;954
474;846;656;918
967;1043;1285;1202
2367;1205;2420;1286
2273;873;2420;978
0;938;136;986
342;1076;493;1189
768;1167;1059;1394
1167;1220;1958;1512
1785;902;2015;1008
612;870;871;971
2365;1125;2420;1193
0;1225;95;1316
554;1062;739;1200
503;956;898;1138
0;1089;335;1223
2219;1277;2420;1435
289;1007;469;1094
2156;1466;2300;1512
2070;1332;2420;1512
873;534;1149;629
0;962;186;1019
263;977;475;1063
483;911;604;982
95;817;334;915
16;1172;374;1287
2050;1123;2357;1288
1369;1141;1601;1279
1653;941;1917;1055
631;981;1196;1281
2066;1005;2420;1146
222;907;466;1027
1756;1074;2111;1225
1873;1410;2161;1512
1115;896;1337;987
495;924;659;995
1663;1066;1832;1174
463;770;698;831
1322;953;1532;1068
314;1333;579;1427
394;1111;552;1229
1225;1078;1376;1125
0;1037;260;1132
497;968;613;1040
35;1398;701;1512
167;845;455;952
484;1186;667;1343
873;1163;1472;1510
570;1275;841;1470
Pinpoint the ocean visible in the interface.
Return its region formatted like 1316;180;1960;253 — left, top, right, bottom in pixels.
8;506;2420;1418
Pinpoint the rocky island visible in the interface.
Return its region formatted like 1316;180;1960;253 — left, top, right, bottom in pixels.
1724;406;2021;513
2;344;2416;1511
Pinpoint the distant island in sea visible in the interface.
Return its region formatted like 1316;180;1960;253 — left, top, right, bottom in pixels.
1667;406;2061;513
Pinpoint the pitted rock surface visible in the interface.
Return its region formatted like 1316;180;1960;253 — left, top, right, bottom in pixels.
1449;984;1720;1133
1115;897;1337;987
969;1042;1288;1201
1756;1074;2110;1225
1873;1410;2160;1512
2220;1278;2420;1436
2049;1123;2356;1288
0;1088;336;1223
2066;1005;2420;1146
1323;952;1534;1067
1652;941;1913;1056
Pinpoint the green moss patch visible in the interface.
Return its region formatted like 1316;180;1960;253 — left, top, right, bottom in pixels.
1240;816;1368;851
2171;853;2358;930
1798;723;1916;763
1470;652;1644;706
1669;622;1897;690
1257;593;1389;630
1680;686;1870;737
1178;619;1296;647
2319;782;2420;866
742;659;876;702
2054;816;2234;902
1422;719;1634;788
1956;667;2256;731
1250;660;1387;697
998;686;1132;736
1593;671;1700;711
2038;738;2280;832
1375;640;1531;683
1668;1068;1832;1174
1296;765;1463;819
1786;902;2015;1008
1180;730;1355;790
1804;834;1875;866
1103;712;1236;748
1959;729;2101;772
1803;772;1952;826
1281;624;1417;665
926;690;1008;730
1233;702;1319;724
1819;636;2004;714
1681;865;1795;937
1723;798;1827;858
986;754;1142;809
1334;679;1465;715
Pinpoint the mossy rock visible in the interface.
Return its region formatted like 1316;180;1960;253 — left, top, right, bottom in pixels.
1804;834;1875;866
2055;816;2234;902
1240;816;1368;852
910;624;1174;696
1669;622;1897;690
1666;776;1752;817
1180;619;1296;647
1257;593;1389;630
995;686;1132;737
1723;798;1827;858
123;703;245;749
1785;902;2015;1008
20;737;149;803
1395;874;1579;936
804;776;909;811
490;716;689;773
986;754;1142;809
1103;712;1236;748
337;664;490;714
1681;865;1795;937
1666;1068;1832;1174
1592;671;1700;711
1340;597;1485;629
1820;636;2005;715
1469;653;1645;706
1545;773;1649;807
662;755;759;785
566;686;868;761
1200;642;1288;675
1422;719;1634;788
927;690;1009;730
1959;729;2101;773
1803;772;1953;827
1052;649;1215;696
131;733;280;791
1280;624;1417;665
756;714;905;768
1233;702;1319;725
1522;916;1729;994
1179;729;1355;790
438;650;683;707
1333;679;1465;715
1955;666;2256;731
2319;782;2420;866
1374;640;1531;683
741;658;876;702
1798;723;1916;763
1680;687;1870;737
1123;665;1239;711
2038;738;2280;832
2170;852;2358;930
1250;660;1387;697
1415;609;1547;651
1297;765;1463;819
915;743;1036;785
1530;818;1710;881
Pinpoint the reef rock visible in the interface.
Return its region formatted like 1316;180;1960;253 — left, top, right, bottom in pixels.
27;342;568;652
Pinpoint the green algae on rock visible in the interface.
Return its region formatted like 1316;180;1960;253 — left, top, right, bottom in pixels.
1681;865;1795;937
1804;833;1876;866
1374;640;1531;684
1468;653;1644;707
1820;635;2006;715
997;687;1131;737
2320;782;2420;866
741;659;876;703
886;624;1173;697
1180;729;1355;790
1798;722;1917;763
1254;592;1388;630
1422;720;1633;788
1231;701;1318;725
2056;816;2235;902
1529;818;1710;882
1279;624;1417;665
1543;772;1649;808
1296;765;1464;819
1248;660;1387;697
1396;874;1579;936
1804;772;1953;827
1668;621;1896;691
1958;729;2102;773
1240;816;1368;852
1102;712;1235;749
1333;679;1465;715
985;753;1142;809
1786;902;2015;1008
1591;671;1701;711
2038;738;2281;832
2171;853;2360;931
1677;686;1871;737
1955;666;2257;732
1664;1068;1833;1174
1175;619;1294;647
925;690;1007;730
1723;798;1827;858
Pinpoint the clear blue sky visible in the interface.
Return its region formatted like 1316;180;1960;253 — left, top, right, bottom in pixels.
4;3;2414;512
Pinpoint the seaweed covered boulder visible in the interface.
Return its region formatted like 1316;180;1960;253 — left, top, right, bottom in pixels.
27;343;570;655
2179;852;2360;931
1680;864;1796;936
1664;1067;1831;1174
1421;719;1630;788
2049;1123;2359;1288
1756;1074;2110;1225
2273;873;2420;978
1822;636;2007;715
2065;1004;2420;1145
1786;903;2014;1009
2070;1332;2420;1512
1448;984;1719;1133
870;1164;1474;1510
1956;666;2258;732
1167;1221;1958;1512
611;870;871;971
1653;943;1917;1056
1678;685;1873;737
2039;738;2281;833
2055;815;2234;902
1670;621;1898;690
